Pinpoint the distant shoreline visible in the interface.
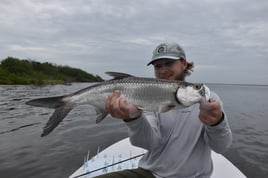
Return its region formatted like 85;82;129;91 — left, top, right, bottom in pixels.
0;57;103;85
206;83;268;87
0;81;98;86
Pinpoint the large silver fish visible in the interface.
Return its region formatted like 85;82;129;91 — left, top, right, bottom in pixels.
26;72;210;137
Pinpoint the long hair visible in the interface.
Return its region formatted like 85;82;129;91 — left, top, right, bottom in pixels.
184;60;194;76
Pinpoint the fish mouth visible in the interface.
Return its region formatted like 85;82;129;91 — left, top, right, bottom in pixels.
201;84;210;101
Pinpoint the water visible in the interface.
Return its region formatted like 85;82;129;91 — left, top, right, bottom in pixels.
0;83;267;178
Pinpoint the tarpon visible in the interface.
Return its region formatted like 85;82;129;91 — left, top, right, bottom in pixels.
26;72;210;137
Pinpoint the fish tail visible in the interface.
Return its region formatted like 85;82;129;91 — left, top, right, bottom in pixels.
26;96;73;137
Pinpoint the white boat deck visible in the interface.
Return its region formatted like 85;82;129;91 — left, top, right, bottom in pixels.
69;138;245;178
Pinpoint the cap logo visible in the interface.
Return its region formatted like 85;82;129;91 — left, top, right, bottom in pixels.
157;46;165;53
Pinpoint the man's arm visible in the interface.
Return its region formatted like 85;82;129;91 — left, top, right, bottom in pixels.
199;92;232;153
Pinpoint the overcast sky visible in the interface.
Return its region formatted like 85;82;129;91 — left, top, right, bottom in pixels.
0;0;267;84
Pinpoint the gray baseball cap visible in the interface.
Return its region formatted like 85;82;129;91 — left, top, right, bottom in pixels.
147;42;186;66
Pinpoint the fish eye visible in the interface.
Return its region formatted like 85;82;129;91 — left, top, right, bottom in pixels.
193;84;202;90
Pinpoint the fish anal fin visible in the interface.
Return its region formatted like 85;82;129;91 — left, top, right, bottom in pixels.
95;109;108;123
159;104;176;112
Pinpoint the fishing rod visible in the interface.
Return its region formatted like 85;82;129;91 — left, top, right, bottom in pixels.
72;153;145;178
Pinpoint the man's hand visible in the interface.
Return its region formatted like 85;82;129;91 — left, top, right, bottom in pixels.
105;90;142;121
199;99;223;126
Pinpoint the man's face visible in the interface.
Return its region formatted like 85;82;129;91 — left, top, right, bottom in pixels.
152;58;186;81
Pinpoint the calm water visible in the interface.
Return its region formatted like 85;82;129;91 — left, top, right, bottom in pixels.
0;83;267;178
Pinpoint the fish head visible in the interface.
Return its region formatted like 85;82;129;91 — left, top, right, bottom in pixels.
176;83;210;106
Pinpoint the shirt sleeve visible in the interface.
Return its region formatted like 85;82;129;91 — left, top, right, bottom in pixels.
203;92;233;153
124;112;161;150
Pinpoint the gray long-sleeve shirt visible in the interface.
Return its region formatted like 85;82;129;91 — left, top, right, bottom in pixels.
125;92;232;178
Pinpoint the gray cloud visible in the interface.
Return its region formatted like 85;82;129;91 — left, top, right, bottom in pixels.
0;0;267;84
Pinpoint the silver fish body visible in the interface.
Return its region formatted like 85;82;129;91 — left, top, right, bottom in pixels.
26;72;210;137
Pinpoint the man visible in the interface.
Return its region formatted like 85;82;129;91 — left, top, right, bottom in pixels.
97;42;232;178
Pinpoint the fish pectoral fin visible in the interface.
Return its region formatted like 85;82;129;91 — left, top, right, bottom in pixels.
158;104;176;112
137;106;144;110
95;109;108;123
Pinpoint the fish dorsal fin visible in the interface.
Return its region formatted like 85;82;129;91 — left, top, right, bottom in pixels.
105;72;134;79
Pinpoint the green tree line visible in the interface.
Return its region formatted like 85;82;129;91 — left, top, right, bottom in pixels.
0;57;103;84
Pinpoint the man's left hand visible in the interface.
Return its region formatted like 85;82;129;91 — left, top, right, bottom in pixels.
199;100;223;126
